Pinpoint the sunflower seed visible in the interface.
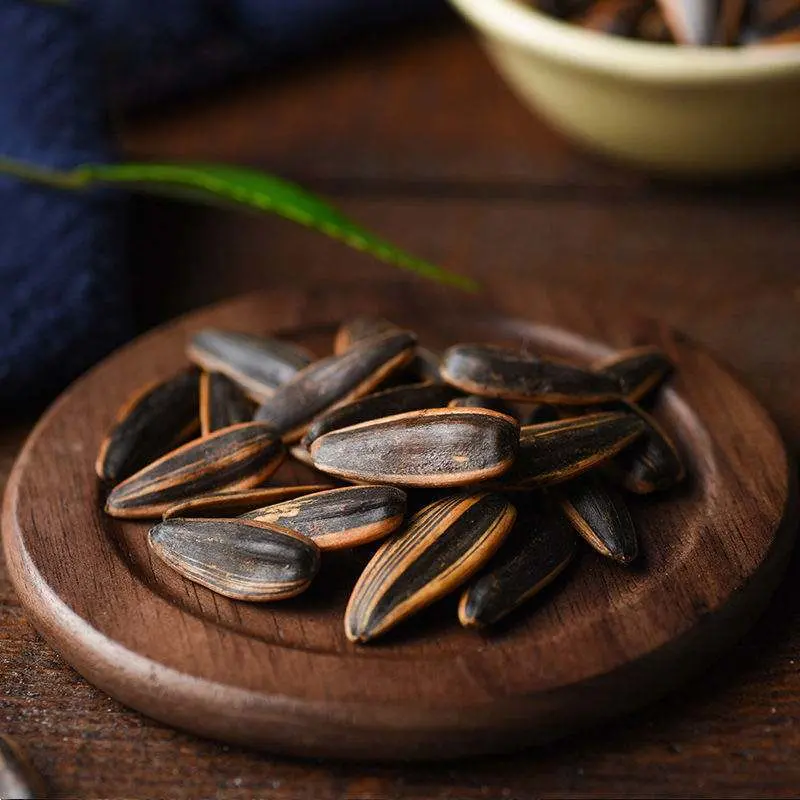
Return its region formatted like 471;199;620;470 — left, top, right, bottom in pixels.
254;330;416;442
345;493;516;642
310;408;519;488
0;734;46;800
448;394;517;416
458;498;577;627
655;0;717;44
441;343;621;404
187;329;313;403
199;372;253;436
106;422;285;519
333;315;400;354
95;368;200;485
149;517;320;601
303;382;458;447
636;5;673;40
559;474;638;563
593;346;673;402
503;411;645;487
162;484;331;519
618;405;685;493
243;485;407;550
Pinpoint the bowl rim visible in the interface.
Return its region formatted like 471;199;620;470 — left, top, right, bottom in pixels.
448;0;800;82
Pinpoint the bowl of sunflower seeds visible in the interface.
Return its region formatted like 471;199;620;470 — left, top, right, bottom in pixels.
448;0;800;175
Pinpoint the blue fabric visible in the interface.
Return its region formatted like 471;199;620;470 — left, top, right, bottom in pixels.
0;0;442;410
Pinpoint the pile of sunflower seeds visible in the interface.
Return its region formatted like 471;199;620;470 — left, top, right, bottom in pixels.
97;317;685;644
526;0;800;46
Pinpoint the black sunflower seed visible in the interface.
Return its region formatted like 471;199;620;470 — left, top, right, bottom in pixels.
459;498;577;627
106;422;285;519
310;407;519;488
593;346;673;402
242;485;407;550
149;517;320;601
199;372;254;436
559;473;638;563
254;330;416;442
503;411;645;487
618;405;686;493
162;484;331;519
302;382;458;448
187;329;312;403
441;343;621;404
95;368;200;485
345;493;516;643
333;315;400;354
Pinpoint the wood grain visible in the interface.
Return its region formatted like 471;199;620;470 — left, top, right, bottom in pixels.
3;289;795;760
1;21;799;800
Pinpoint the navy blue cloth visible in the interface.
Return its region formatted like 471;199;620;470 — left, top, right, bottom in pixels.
0;0;442;410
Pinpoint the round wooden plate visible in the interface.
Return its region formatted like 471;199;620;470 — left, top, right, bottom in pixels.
3;290;796;761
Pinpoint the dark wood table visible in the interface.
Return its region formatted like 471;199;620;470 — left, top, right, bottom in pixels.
3;22;800;799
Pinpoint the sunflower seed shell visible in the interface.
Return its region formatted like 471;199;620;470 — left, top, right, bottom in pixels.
593;346;673;402
345;492;516;642
559;474;638;563
95;368;200;484
441;343;621;404
188;329;312;403
149;517;320;601
303;382;458;447
106;422;285;519
162;484;331;519
459;499;577;627
504;411;645;487
243;485;407;550
199;372;254;436
255;330;416;442
310;407;519;488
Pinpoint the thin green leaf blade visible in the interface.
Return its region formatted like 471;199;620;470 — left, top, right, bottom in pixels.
83;162;478;292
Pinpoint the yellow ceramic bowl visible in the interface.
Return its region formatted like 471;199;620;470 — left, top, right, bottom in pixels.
448;0;800;175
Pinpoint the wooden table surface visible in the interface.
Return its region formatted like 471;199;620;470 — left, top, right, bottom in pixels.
3;21;800;799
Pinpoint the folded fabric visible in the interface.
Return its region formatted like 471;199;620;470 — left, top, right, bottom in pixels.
0;0;442;411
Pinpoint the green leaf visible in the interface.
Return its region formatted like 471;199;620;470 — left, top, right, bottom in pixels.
0;157;478;291
83;162;478;292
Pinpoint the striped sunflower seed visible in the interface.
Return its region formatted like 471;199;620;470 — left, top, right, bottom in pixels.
106;422;285;519
0;734;46;800
441;343;621;404
593;346;673;402
243;485;407;550
333;315;442;386
187;329;312;403
302;382;458;448
162;484;331;519
503;411;645;487
254;330;416;442
345;493;516;643
199;371;253;436
559;473;638;563
149;517;320;601
333;315;399;354
459;498;577;628
618;404;685;493
310;407;519;487
95;368;200;485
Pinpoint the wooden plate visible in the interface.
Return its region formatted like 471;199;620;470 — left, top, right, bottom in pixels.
3;290;796;761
